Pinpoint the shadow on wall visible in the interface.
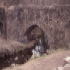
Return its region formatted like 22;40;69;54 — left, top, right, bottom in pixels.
0;8;7;40
0;21;3;37
0;20;7;40
24;25;49;51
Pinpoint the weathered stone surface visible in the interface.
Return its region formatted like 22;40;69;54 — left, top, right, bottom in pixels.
0;1;70;49
63;67;70;70
63;64;70;70
10;63;16;68
57;57;70;70
64;57;70;64
57;66;70;70
64;64;70;67
6;6;70;49
0;0;70;7
57;67;64;70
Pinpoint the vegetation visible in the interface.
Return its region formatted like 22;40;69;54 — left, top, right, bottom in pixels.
19;48;24;52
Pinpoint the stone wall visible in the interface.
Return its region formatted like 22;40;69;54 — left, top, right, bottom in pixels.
0;0;70;49
0;0;70;7
0;7;7;39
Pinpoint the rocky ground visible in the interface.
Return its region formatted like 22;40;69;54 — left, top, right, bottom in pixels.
2;49;70;70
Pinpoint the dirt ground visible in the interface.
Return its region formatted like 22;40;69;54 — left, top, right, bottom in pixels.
2;49;70;70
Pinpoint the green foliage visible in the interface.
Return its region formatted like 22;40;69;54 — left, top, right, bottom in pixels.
47;53;50;55
36;32;41;36
23;43;26;45
36;31;42;39
56;46;63;49
19;48;24;52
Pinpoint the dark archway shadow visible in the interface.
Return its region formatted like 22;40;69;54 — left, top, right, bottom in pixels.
0;8;7;40
24;25;49;52
0;49;32;70
0;21;3;37
0;21;7;40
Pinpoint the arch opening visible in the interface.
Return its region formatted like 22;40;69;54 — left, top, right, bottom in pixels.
25;25;42;41
25;25;49;57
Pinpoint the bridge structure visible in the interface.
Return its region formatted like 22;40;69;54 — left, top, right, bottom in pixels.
0;0;70;49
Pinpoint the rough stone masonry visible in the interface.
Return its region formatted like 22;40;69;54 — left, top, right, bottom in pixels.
0;0;70;49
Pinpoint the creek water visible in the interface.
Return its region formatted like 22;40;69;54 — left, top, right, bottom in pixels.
32;39;44;57
0;49;32;70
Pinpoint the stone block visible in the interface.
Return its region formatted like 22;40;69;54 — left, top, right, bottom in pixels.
57;67;64;70
64;57;70;64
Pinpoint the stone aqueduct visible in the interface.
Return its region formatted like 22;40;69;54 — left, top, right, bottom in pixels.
0;0;70;49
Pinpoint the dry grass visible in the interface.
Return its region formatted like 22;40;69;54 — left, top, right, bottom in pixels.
0;38;35;57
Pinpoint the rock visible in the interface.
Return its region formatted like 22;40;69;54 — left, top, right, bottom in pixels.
31;52;40;58
10;63;16;68
63;64;70;70
64;64;70;67
57;67;64;70
32;49;41;58
8;6;15;10
14;56;18;61
57;57;70;70
31;54;35;58
36;52;40;58
64;56;70;64
57;64;70;70
63;67;70;70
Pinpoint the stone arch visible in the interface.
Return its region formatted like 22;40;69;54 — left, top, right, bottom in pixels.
24;24;49;52
24;25;42;41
